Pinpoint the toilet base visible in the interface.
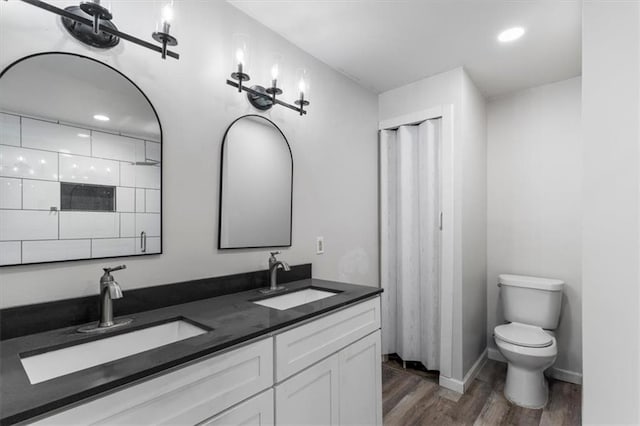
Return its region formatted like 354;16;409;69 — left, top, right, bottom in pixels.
504;364;548;409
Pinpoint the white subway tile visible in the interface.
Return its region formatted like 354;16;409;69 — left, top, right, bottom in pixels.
59;154;119;186
0;145;58;181
22;118;91;155
92;132;137;162
136;165;160;189
120;213;135;237
0;113;20;146
92;238;135;258
135;188;145;212
135;213;161;237
145;141;161;162
59;212;119;239
145;189;160;213
120;163;135;187
0;209;58;240
116;187;134;212
23;180;60;210
0;177;21;209
23;239;90;263
136;236;161;254
134;139;146;163
0;241;21;265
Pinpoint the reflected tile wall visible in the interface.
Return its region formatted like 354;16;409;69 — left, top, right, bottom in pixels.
0;113;161;265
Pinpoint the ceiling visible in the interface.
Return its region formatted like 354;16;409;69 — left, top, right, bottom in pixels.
0;54;160;140
228;0;582;97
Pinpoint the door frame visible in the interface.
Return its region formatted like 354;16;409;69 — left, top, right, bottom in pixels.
378;105;455;379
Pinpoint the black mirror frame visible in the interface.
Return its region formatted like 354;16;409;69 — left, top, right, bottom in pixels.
218;114;293;250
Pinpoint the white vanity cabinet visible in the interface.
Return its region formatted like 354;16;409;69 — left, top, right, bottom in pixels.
275;331;382;426
274;297;382;426
29;296;382;426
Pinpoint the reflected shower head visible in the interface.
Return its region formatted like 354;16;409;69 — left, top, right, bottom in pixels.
131;160;160;167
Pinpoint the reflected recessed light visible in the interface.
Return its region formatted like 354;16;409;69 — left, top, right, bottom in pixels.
498;27;525;43
93;114;110;122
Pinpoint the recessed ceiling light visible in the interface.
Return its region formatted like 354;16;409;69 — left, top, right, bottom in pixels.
77;133;90;138
93;114;110;122
498;27;525;43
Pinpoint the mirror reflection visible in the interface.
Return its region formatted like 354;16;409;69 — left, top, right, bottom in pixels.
219;115;293;249
0;53;162;266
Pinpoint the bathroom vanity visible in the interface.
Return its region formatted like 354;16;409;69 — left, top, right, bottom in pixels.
0;278;382;425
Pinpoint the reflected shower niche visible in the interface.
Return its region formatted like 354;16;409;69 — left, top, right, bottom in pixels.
0;53;162;266
61;183;116;212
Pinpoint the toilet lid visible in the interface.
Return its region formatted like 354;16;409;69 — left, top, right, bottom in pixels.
494;323;553;348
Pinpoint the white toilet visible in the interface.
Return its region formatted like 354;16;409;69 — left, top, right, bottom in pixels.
494;274;564;409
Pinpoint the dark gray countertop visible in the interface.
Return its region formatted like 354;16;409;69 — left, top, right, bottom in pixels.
0;279;382;425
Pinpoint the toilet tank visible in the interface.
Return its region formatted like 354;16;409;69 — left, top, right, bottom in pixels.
499;274;564;329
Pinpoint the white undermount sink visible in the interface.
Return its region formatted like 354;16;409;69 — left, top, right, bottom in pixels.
20;319;208;384
253;288;338;311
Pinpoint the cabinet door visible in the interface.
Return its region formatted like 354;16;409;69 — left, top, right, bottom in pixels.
275;353;340;425
200;389;273;426
339;330;382;426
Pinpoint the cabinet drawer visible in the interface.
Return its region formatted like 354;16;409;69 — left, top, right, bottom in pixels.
199;389;274;426
275;297;380;381
32;338;273;425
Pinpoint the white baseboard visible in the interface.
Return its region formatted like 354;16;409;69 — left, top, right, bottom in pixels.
439;348;488;394
550;366;583;385
438;374;464;393
487;347;507;363
487;347;583;385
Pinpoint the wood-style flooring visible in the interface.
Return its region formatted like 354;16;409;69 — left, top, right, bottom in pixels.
382;358;581;426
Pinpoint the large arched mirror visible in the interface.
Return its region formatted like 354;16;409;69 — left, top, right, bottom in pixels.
0;53;162;266
219;115;293;249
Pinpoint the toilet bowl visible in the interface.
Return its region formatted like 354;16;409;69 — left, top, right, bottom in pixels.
494;323;557;408
494;274;564;409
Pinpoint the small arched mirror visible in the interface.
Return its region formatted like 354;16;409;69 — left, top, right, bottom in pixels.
0;53;162;266
219;115;293;249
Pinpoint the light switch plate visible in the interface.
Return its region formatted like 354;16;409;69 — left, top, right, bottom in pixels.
316;236;324;254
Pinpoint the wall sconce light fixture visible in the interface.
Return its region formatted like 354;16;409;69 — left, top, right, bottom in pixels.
10;0;180;60
226;35;310;116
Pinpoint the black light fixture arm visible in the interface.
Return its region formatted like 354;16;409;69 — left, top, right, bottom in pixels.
226;79;307;115
151;22;178;60
294;93;309;116
230;63;250;93
14;0;180;60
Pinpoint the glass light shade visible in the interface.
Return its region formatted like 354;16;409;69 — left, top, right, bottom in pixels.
161;1;174;25
155;0;175;34
232;33;250;70
270;53;284;87
295;68;310;99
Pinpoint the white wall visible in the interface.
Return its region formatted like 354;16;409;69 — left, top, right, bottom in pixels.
379;67;487;381
0;1;379;307
487;77;582;381
582;2;640;424
460;71;487;376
